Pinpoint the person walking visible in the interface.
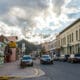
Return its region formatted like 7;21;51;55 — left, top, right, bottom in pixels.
4;44;12;63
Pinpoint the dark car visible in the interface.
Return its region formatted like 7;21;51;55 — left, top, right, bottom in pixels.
68;54;80;63
59;54;69;61
40;55;53;64
20;55;33;68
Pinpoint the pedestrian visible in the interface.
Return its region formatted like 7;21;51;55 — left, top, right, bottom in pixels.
4;44;12;63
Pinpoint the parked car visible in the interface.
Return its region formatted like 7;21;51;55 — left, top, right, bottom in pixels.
68;54;80;63
59;54;69;61
40;55;53;64
20;55;33;68
31;55;36;60
53;54;60;61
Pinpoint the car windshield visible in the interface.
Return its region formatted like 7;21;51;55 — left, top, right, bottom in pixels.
75;54;80;57
22;57;32;60
65;55;69;57
61;55;65;57
42;55;50;59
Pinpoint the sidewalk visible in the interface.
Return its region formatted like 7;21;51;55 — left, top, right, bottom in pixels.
0;60;39;79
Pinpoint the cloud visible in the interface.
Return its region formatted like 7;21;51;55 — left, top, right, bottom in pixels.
52;0;65;15
66;0;80;8
0;0;49;15
0;21;24;39
0;0;80;44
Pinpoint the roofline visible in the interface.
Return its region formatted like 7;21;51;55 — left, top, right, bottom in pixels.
59;18;80;35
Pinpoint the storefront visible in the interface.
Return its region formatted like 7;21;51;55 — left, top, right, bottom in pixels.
7;38;17;62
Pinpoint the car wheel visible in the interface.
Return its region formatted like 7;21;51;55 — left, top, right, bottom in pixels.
20;64;25;68
71;60;74;63
40;61;42;64
51;61;53;64
67;59;70;63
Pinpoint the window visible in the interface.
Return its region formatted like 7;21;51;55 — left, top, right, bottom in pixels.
69;35;71;43
79;29;80;40
70;34;71;43
67;35;69;43
77;44;80;53
62;37;66;45
64;37;66;45
72;33;73;42
76;30;78;40
61;39;62;45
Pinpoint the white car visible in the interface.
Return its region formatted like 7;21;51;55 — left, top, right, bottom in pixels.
40;55;53;64
20;55;33;68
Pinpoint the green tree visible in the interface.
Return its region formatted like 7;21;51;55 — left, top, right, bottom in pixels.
39;47;46;56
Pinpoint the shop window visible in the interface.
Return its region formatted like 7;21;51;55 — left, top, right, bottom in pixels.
78;44;80;53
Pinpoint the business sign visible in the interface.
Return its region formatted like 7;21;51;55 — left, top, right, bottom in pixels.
8;41;17;48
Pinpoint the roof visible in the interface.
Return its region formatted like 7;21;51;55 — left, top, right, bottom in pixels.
59;18;80;35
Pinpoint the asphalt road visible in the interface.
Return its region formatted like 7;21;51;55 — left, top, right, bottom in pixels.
21;60;80;80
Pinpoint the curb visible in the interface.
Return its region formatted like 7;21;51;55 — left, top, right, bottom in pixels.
0;76;17;80
15;68;39;78
0;68;39;79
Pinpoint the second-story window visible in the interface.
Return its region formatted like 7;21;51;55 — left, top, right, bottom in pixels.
69;35;71;43
79;29;80;40
67;35;69;43
70;34;71;43
65;37;66;45
72;33;73;42
76;30;78;41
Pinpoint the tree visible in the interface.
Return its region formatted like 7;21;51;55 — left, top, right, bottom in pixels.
39;47;46;56
17;39;42;55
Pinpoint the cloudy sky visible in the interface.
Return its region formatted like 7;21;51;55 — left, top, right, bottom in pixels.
0;0;80;44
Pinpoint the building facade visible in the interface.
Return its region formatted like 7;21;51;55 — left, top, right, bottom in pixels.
55;18;80;55
3;36;18;63
41;40;56;57
0;35;6;64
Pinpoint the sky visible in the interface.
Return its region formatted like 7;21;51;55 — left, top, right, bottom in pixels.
0;0;80;44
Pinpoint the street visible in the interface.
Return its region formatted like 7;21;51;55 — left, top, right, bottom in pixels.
0;59;80;80
22;59;80;80
0;0;80;80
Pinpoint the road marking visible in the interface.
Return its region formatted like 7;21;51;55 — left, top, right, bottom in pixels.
0;68;39;79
